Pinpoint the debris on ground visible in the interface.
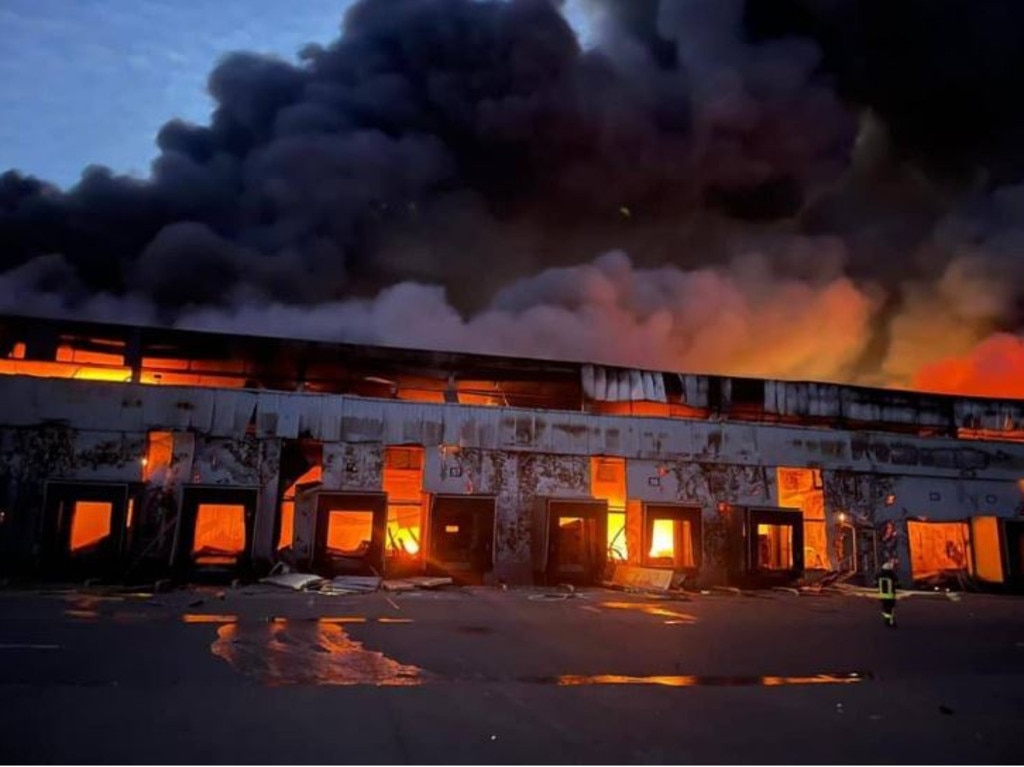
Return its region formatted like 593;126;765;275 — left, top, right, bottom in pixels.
260;573;327;591
381;576;454;592
605;565;673;592
381;580;418;592
320;576;382;595
710;586;742;596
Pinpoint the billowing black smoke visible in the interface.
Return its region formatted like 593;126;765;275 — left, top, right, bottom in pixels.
3;0;1024;394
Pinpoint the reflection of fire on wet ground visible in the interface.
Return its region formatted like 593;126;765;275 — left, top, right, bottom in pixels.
556;672;868;687
599;601;697;625
211;619;425;687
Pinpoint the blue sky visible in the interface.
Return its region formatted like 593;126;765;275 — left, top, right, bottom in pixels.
0;0;592;189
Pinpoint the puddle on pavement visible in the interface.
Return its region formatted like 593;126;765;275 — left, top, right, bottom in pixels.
555;672;868;687
599;601;697;624
210;618;425;687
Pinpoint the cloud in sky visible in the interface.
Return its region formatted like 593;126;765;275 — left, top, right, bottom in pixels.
0;0;352;187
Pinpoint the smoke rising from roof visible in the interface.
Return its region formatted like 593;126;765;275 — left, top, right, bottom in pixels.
3;0;1024;396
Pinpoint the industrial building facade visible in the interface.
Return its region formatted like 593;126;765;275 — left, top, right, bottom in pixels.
1;314;1022;590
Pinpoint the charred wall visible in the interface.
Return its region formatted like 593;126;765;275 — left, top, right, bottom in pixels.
0;376;1022;584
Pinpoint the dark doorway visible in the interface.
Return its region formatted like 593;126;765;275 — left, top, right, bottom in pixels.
642;504;702;572
533;499;608;585
42;482;129;579
746;507;804;584
428;495;496;583
177;487;257;579
312;492;387;577
1005;520;1024;590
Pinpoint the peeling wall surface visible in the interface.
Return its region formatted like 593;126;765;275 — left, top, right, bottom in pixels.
2;376;1023;585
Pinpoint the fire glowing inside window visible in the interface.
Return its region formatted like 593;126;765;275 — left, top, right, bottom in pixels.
607;512;627;562
445;524;460;534
647;518;696;568
192;504;246;564
756;523;793;570
649;519;675;559
326;510;374;556
386;504;421;557
69;501;112;552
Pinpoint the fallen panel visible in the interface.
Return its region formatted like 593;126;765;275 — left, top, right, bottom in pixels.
260;573;327;591
609;565;674;592
381;579;418;592
405;576;454;589
328;575;382;593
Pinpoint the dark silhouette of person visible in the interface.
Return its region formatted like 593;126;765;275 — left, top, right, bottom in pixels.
876;559;898;627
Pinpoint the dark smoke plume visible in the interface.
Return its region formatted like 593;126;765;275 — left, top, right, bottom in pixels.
3;0;1024;395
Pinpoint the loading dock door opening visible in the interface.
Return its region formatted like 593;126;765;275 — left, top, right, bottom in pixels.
312;493;387;577
745;508;804;580
1006;521;1024;588
643;505;701;570
43;483;129;578
907;520;971;581
192;504;246;566
326;510;375;556
178;488;256;576
428;496;496;582
535;499;608;585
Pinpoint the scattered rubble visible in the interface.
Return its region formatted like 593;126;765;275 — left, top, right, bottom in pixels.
260;573;327;591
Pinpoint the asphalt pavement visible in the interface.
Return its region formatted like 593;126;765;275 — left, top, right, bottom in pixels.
1;583;1022;764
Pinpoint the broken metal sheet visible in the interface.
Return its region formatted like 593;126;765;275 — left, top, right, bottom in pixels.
340;400;386;443
260;573;327;591
381;579;418;592
272;396;303;439
209;390;257;438
582;365;667;403
297;396;329;441
403;576;453;589
608;565;673;592
317;397;344;443
327;576;382;593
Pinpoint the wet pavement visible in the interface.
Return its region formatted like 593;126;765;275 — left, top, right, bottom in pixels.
1;584;1023;763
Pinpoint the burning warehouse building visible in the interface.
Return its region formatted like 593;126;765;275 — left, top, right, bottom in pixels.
1;312;1023;591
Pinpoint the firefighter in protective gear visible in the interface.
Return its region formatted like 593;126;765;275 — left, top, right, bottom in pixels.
876;559;898;627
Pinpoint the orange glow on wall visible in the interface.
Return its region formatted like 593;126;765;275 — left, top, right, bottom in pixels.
971;516;1004;583
144;431;174;482
777;467;830;569
69;501;112;551
326;510;374;555
591;457;627;560
383;447;423;559
278;465;321;551
192;504;246;562
279;501;295;552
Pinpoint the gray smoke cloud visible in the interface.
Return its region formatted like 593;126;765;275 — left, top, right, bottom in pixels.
3;0;1024;395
